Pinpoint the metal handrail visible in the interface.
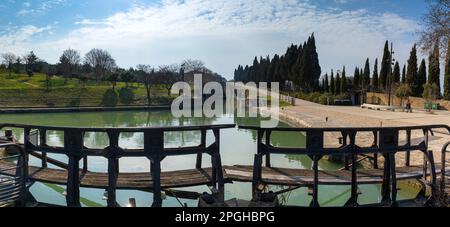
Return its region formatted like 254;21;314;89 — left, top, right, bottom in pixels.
441;142;450;192
0;143;26;206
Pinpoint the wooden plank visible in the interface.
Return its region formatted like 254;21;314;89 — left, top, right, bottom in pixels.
225;165;448;186
1;161;448;190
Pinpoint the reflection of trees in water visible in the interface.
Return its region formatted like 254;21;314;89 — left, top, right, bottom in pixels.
285;154;313;170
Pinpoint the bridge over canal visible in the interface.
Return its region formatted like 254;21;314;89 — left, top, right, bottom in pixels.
0;123;449;207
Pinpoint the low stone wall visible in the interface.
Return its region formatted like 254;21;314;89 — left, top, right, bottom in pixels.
0;105;171;114
367;92;450;110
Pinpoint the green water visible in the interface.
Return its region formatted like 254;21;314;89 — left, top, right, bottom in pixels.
0;110;418;207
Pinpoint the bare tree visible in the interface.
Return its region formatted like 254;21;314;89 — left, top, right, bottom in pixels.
84;49;117;81
59;49;81;83
158;64;181;96
1;53;17;77
181;59;206;72
418;0;450;57
136;64;155;106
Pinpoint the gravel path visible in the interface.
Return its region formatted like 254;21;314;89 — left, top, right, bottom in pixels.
276;97;450;166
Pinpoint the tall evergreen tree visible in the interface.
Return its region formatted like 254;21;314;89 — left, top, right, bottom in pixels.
406;45;419;96
294;34;321;92
379;41;391;89
428;41;441;95
372;59;379;91
330;70;335;94
324;73;329;93
363;58;370;88
402;65;406;83
335;72;341;95
353;67;360;88
393;62;400;84
444;40;450;100
417;59;427;97
341;66;347;93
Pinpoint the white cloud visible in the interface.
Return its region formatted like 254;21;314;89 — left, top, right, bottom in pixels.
0;25;52;54
17;0;67;16
8;0;422;79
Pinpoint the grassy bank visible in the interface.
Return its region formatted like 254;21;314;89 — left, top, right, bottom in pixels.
0;71;173;108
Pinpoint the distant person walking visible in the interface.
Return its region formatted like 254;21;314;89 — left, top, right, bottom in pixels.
405;99;412;113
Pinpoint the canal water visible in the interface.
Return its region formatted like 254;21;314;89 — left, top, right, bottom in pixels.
0;110;418;207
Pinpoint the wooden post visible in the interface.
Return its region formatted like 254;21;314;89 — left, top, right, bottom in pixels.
144;130;164;207
107;131;120;207
265;129;272;167
422;129;429;179
342;132;349;170
389;152;398;206
252;130;264;201
427;150;437;202
213;129;224;202
310;155;320;207
405;130;411;167
346;132;358;207
196;129;206;169
373;131;379;169
39;129;47;168
252;154;263;201
381;153;391;204
442;144;448;192
65;129;83;207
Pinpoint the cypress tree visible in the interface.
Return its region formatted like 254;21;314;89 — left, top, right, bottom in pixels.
363;58;370;88
341;66;347;93
360;69;364;86
324;73;329;93
444;40;450;100
294;34;321;92
336;72;341;95
417;59;427;97
353;67;360;88
428;41;441;95
372;59;379;91
379;41;391;90
330;70;335;94
393;62;400;84
402;65;406;83
406;45;419;96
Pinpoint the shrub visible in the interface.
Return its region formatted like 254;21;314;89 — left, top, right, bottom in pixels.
118;87;135;105
102;89;119;106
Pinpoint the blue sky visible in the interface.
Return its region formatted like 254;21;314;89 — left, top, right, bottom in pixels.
0;0;431;79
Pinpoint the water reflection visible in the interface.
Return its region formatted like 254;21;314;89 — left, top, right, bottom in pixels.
0;110;418;207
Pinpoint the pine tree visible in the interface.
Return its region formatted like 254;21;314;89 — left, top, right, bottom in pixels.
444;40;450;100
406;45;419;96
428;41;441;95
379;41;391;90
372;59;379;91
402;65;406;83
393;62;400;84
363;58;370;88
417;59;427;97
330;70;335;94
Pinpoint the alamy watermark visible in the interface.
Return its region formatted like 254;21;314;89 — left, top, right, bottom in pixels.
171;74;280;128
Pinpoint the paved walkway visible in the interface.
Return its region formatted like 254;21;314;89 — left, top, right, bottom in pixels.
277;97;450;166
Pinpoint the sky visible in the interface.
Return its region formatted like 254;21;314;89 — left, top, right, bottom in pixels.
0;0;432;79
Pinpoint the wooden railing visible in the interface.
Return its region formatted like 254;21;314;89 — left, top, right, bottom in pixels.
0;123;235;207
239;125;450;207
